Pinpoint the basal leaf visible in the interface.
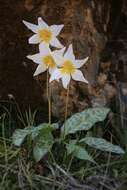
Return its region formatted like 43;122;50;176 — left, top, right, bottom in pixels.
63;107;110;136
12;127;33;146
66;140;77;154
66;141;95;163
80;137;125;154
33;129;54;162
51;123;59;129
12;122;58;147
31;123;52;140
74;146;95;163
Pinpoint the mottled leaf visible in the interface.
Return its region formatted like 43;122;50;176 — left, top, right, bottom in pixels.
31;123;52;139
80;137;125;154
12;127;33;146
63;107;110;136
51;123;59;129
66;141;95;163
12;122;58;146
33;129;54;162
66;140;77;154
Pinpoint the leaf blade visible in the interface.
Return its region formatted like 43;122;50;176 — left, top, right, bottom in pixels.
33;129;54;162
12;122;58;146
12;127;33;146
63;107;110;136
66;141;95;163
80;137;125;154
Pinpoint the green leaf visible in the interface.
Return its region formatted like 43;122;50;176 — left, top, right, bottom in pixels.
74;146;95;163
12;127;34;146
33;129;54;162
30;123;58;139
51;123;59;129
12;123;58;146
66;140;77;154
66;141;95;163
31;123;52;140
63;107;110;136
80;137;125;154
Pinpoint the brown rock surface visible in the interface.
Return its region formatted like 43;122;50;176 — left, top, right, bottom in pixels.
0;0;127;120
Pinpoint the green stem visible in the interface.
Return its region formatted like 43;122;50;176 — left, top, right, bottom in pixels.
64;85;70;122
62;84;70;140
47;72;51;125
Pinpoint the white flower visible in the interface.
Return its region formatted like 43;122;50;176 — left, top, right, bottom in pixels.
50;44;89;89
23;17;64;48
27;43;65;76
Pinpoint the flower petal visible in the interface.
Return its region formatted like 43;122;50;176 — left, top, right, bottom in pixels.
51;47;65;66
27;53;42;64
71;69;88;83
39;43;51;56
62;74;71;89
54;47;66;55
49;69;61;82
49;67;56;75
50;24;64;36
74;57;89;68
33;64;47;76
50;37;64;48
64;44;75;62
38;17;49;29
23;20;38;33
28;34;40;44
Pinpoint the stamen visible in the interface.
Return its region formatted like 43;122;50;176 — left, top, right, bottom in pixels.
38;29;52;43
60;60;76;74
43;55;56;68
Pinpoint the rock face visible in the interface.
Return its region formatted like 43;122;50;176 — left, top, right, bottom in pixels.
0;0;127;121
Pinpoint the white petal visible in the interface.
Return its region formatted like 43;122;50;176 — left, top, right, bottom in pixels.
28;34;40;44
49;67;56;75
50;24;64;36
38;17;49;29
49;69;61;82
39;43;51;56
71;69;88;83
50;37;64;48
54;47;66;55
23;20;38;33
33;64;47;76
62;74;71;89
75;57;89;68
64;44;75;62
51;47;65;66
27;53;42;64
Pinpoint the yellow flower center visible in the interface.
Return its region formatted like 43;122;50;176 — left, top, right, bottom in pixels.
60;60;76;74
42;55;56;68
38;29;52;43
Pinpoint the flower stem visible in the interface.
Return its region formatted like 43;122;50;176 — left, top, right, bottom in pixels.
62;84;70;139
65;84;70;122
46;71;51;125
